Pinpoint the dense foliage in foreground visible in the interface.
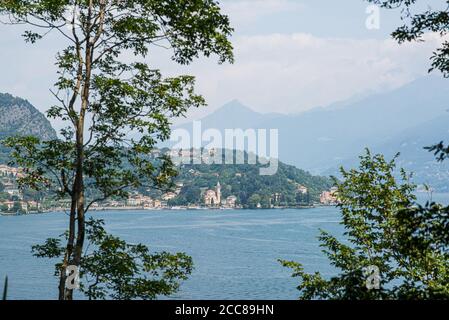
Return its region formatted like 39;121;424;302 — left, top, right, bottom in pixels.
32;218;193;300
281;151;449;299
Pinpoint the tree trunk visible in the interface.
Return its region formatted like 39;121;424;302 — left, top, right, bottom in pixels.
58;0;97;300
59;118;86;300
58;197;77;300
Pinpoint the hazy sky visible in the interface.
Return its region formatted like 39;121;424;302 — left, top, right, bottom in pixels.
0;0;445;125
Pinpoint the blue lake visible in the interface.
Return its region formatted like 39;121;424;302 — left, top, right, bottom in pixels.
1;192;447;300
0;207;343;300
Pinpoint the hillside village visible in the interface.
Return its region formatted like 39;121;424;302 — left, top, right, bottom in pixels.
0;162;336;215
0;164;40;213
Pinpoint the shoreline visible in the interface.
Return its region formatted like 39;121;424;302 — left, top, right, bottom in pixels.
0;204;331;216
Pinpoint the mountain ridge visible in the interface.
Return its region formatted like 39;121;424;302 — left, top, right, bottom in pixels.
0;92;57;163
173;75;449;189
0;92;57;140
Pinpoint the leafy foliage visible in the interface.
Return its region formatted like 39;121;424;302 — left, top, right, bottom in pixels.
32;218;193;300
0;0;233;299
0;0;234;204
281;150;449;300
286;1;449;300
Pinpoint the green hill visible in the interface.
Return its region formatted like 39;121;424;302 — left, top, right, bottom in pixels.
164;152;333;208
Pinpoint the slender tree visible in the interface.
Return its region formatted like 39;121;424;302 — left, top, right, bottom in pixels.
0;0;233;300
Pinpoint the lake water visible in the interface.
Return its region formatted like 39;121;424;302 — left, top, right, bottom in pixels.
0;207;343;300
1;192;447;300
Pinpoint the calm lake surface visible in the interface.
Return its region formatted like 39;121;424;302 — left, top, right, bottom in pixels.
1;192;447;300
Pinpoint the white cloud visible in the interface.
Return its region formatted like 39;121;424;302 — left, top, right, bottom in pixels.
0;23;446;128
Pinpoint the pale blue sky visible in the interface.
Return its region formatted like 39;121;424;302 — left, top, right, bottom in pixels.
225;0;399;38
0;0;445;126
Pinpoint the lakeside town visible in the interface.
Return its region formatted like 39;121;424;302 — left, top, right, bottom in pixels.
0;164;339;216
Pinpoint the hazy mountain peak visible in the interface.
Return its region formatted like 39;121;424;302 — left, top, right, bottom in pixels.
0;92;57;141
214;99;258;116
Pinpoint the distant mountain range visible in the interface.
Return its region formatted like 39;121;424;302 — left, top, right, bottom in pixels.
173;76;449;190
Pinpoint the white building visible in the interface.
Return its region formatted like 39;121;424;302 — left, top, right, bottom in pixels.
226;195;238;208
297;185;308;194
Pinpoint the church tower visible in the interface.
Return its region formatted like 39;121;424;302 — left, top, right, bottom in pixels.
216;181;221;204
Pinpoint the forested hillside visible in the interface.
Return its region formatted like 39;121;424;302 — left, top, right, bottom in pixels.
165;154;333;207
